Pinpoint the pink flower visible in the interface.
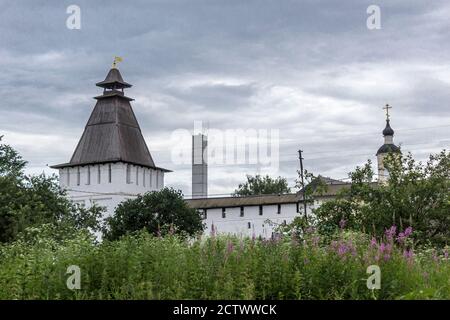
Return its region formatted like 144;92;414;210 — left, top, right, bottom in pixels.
404;226;413;237
444;249;449;260
403;249;414;263
370;237;377;247
397;232;406;243
226;240;234;255
339;219;346;229
385;225;397;240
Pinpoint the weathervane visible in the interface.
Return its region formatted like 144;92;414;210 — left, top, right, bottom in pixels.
383;103;392;120
112;56;123;68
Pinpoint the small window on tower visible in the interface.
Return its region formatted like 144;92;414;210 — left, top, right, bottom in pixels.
136;167;139;185
240;206;244;217
143;169;146;187
98;165;101;184
86;166;91;185
126;164;131;184
277;204;281;214
222;208;226;218
259;205;263;216
77;167;80;186
247;222;251;229
108;164;112;183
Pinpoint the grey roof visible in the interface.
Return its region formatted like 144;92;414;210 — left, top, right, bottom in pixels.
186;193;300;209
96;68;132;89
186;183;352;209
52;68;170;172
376;143;401;155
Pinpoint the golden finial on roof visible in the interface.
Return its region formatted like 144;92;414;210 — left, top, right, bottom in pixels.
112;56;123;69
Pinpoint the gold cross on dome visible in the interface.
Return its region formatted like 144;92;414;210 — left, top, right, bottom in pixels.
383;104;392;120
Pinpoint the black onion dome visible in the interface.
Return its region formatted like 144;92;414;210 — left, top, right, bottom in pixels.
382;120;394;136
376;143;401;155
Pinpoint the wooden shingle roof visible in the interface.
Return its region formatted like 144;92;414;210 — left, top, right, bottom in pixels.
52;68;170;172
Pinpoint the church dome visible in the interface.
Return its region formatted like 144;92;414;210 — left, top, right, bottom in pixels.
382;120;394;136
376;143;400;155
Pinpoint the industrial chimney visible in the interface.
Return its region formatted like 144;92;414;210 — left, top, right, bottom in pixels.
192;134;208;198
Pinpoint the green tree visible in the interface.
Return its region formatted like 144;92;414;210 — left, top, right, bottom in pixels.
233;174;291;196
104;187;204;240
314;151;450;246
0;136;102;243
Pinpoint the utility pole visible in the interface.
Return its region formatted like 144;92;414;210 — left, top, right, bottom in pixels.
298;150;308;220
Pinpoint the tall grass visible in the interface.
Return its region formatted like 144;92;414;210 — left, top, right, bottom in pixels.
0;228;448;300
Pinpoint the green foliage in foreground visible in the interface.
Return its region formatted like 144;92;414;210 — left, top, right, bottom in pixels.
0;231;448;300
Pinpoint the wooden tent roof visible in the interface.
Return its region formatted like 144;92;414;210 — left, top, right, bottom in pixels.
52;68;170;172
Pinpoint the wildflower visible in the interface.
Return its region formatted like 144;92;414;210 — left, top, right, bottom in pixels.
444;249;449;260
370;237;377;247
404;226;413;237
338;243;348;256
397;232;404;243
385;225;397;241
384;254;391;261
403;249;414;264
226;240;234;255
339;219;346;229
379;242;386;253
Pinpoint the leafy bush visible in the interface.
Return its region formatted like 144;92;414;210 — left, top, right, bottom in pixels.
0;136;103;243
104;188;204;240
313;151;450;247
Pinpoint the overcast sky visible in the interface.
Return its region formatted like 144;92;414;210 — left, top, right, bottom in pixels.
1;0;449;196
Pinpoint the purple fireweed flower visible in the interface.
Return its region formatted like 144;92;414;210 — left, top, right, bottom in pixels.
404;226;413;237
226;240;234;254
403;249;414;262
339;219;346;229
385;243;392;253
397;232;406;244
385;225;397;240
338;243;349;256
384;254;391;261
379;242;387;253
370;237;377;247
444;249;449;260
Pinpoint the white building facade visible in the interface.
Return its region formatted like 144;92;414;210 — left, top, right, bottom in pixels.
186;181;349;238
